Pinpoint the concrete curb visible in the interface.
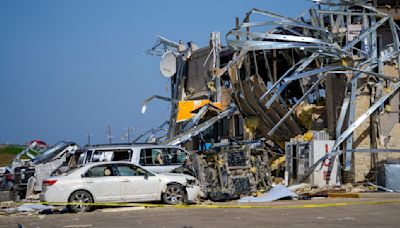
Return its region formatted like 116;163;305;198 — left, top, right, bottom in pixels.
359;193;400;199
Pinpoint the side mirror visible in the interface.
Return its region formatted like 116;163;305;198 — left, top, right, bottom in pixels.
144;172;149;180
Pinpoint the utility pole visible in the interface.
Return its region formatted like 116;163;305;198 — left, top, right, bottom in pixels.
121;126;135;143
86;133;92;146
106;125;113;144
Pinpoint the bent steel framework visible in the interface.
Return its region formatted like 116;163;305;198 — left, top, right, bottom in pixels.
217;0;400;176
146;0;400;184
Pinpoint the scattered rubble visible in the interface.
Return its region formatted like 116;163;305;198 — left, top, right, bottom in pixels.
238;185;297;203
0;203;68;216
289;183;372;199
0;201;15;209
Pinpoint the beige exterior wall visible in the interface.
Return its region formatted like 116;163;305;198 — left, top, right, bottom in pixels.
351;64;400;183
352;90;372;182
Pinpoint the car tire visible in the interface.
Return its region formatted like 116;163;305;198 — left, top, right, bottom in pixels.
162;184;187;205
67;190;93;213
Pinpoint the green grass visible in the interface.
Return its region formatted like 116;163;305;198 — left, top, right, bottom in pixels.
0;146;24;166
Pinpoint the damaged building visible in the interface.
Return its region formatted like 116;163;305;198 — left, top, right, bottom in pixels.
144;0;400;194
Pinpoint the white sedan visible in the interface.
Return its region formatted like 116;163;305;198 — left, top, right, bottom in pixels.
40;161;200;212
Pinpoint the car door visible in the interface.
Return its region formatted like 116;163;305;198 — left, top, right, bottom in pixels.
82;164;122;202
115;164;160;201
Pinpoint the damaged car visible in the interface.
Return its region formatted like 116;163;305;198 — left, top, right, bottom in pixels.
80;144;190;174
11;141;80;200
40;161;201;212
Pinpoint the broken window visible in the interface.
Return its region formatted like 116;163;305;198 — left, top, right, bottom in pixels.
139;148;187;166
218;118;230;139
77;153;85;165
139;148;163;166
163;148;186;165
112;150;132;161
234;115;244;138
89;150;132;162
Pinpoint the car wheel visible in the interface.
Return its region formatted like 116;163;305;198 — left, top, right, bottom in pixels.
67;190;93;213
162;184;187;205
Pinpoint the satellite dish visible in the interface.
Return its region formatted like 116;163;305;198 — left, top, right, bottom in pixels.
160;51;176;78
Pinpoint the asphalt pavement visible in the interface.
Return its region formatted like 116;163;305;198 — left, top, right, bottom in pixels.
1;197;400;228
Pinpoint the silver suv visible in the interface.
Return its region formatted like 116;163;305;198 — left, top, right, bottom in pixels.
80;144;190;174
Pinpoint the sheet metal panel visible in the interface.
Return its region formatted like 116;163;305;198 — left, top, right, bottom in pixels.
186;47;212;95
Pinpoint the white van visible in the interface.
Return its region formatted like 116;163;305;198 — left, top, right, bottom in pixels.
80;144;189;174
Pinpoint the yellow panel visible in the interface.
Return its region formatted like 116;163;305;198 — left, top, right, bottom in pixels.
176;100;221;123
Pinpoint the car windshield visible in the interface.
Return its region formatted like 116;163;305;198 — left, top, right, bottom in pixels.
32;141;71;164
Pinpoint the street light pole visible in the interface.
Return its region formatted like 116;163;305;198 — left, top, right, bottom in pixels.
124;126;134;143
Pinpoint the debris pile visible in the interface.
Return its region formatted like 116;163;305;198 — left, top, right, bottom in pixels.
178;144;272;201
290;183;372;199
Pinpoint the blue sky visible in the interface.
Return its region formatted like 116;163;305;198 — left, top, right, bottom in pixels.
0;0;312;146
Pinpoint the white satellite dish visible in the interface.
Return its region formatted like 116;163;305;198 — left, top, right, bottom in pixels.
160;51;176;78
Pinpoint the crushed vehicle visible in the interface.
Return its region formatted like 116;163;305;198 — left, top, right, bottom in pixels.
1;141;50;193
172;141;273;201
79;143;190;174
11;141;80;200
40;161;201;212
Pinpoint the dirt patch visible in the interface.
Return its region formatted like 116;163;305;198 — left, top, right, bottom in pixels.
0;146;24;166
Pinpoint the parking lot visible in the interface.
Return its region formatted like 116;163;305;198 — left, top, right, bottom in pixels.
1;197;400;228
